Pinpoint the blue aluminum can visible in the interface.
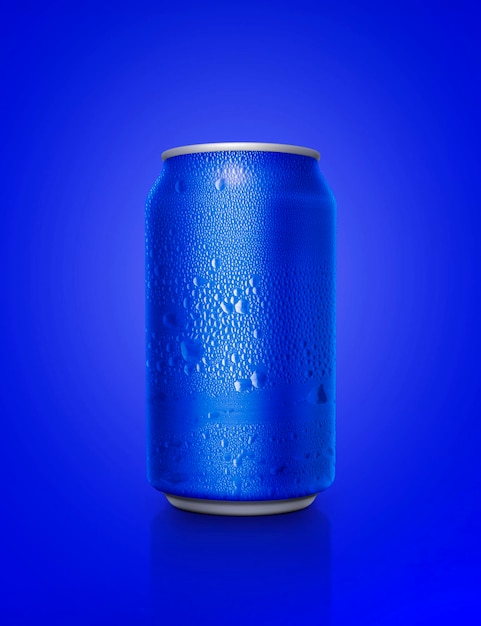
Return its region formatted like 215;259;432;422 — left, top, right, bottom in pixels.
146;142;336;515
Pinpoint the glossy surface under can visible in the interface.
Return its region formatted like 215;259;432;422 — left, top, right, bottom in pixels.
146;142;336;515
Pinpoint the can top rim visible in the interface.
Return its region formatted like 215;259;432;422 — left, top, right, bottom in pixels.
161;142;320;161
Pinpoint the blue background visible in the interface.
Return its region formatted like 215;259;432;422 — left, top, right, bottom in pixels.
2;2;480;624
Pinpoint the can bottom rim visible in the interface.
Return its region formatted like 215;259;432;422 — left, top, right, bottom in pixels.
164;493;317;516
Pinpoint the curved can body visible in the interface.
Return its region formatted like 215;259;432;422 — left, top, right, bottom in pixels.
145;143;336;514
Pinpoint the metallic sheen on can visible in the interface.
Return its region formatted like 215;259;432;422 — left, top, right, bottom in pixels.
146;143;336;507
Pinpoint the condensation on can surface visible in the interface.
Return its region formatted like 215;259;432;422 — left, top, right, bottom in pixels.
145;150;336;500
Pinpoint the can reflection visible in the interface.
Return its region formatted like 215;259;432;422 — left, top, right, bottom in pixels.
150;504;331;624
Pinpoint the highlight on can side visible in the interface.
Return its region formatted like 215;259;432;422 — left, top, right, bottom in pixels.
145;142;336;516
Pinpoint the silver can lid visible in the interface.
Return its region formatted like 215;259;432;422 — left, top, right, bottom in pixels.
161;142;320;161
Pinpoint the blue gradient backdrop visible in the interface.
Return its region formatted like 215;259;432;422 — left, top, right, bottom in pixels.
2;2;480;624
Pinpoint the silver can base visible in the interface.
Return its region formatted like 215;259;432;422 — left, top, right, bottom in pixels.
164;493;317;516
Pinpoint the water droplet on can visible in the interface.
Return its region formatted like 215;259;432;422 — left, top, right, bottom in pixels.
307;383;328;405
235;299;249;315
220;301;234;315
250;368;267;389
234;379;252;392
162;310;185;330
180;338;204;362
